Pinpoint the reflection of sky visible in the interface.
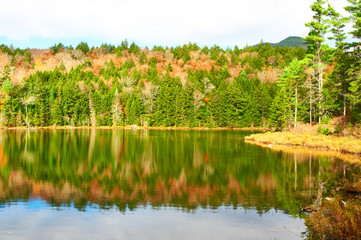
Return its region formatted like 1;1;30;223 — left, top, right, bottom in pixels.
0;200;305;240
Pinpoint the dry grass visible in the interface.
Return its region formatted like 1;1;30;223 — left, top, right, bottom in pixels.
245;132;361;156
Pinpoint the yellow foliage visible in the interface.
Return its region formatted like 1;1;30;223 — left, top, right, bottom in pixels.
34;59;43;69
0;90;8;109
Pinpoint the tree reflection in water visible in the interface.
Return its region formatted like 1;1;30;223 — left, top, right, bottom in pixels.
0;129;350;216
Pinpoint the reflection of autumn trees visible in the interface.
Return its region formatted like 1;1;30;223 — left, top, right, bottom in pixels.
0;129;342;214
0;146;7;168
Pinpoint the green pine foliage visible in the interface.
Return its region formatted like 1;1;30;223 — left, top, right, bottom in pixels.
0;0;360;128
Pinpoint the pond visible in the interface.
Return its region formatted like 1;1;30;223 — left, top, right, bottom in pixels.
0;129;352;239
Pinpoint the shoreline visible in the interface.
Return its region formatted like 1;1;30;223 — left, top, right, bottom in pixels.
245;132;361;161
0;126;265;131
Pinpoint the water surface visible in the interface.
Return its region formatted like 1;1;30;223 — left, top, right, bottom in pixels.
0;129;350;239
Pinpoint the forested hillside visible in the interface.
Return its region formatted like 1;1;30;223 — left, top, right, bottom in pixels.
0;41;306;128
267;36;307;48
0;0;359;130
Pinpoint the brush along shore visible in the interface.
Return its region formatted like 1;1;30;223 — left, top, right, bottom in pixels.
245;132;361;157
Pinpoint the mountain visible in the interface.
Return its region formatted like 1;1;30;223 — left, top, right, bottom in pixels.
255;36;307;48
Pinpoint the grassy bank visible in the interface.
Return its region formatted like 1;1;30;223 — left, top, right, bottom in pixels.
245;132;361;156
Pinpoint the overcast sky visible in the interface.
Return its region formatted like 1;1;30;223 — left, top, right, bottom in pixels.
0;0;350;49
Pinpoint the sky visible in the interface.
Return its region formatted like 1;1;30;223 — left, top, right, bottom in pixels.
1;203;305;240
0;0;350;49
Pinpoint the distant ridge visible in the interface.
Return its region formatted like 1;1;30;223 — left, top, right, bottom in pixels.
255;36;307;48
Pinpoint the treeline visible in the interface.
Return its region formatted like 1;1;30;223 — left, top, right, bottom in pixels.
0;41;307;128
0;63;279;128
0;0;360;129
48;40;305;69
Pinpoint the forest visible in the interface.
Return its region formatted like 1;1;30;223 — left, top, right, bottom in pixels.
0;0;359;130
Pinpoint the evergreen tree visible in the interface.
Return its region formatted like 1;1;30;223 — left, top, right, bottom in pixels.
126;92;143;125
52;96;63;126
270;87;292;130
175;83;194;127
345;0;361;121
112;88;122;126
0;66;11;85
278;59;306;127
154;76;178;126
138;52;148;65
326;4;350;117
304;0;329;123
76;42;90;54
16;109;24;127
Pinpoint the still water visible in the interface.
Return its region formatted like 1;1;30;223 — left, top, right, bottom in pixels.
0;129;350;239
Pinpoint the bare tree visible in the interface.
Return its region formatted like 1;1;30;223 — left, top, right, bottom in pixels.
88;94;97;127
202;78;215;95
20;95;36;128
141;82;160;123
193;90;205;111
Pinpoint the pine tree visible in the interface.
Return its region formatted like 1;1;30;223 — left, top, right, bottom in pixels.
16;110;23;127
112;88;122;126
345;0;361;50
154;76;178;126
255;83;273;131
278;59;306;127
0;66;11;85
176;83;194;127
76;42;90;54
270;87;292;130
53;97;63;126
126;92;143;126
39;101;47;126
138;52;148;65
326;4;350;117
304;0;329;123
345;0;361;121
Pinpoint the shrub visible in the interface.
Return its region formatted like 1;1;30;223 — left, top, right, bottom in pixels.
318;125;332;135
321;116;331;124
307;196;361;240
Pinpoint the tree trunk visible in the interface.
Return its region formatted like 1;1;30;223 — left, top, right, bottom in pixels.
343;83;347;117
295;86;298;127
318;50;323;123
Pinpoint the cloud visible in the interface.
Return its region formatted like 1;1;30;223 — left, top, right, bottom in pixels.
0;0;351;48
